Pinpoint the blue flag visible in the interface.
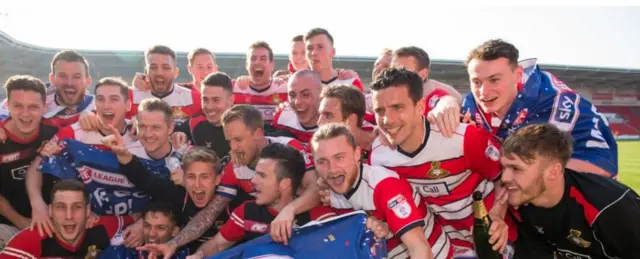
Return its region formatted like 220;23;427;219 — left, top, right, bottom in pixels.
39;139;172;215
98;245;189;259
208;211;387;259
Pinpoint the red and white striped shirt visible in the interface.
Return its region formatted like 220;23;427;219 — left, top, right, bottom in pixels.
232;77;289;121
369;117;508;257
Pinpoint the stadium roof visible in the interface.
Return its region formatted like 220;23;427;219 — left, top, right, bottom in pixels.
1;29;639;95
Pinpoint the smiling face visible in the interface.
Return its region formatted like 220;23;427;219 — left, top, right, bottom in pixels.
500;154;551;207
290;41;308;70
288;74;322;127
223;119;262;166
371;85;424;147
95;84;129;129
251;158;284;205
312;135;360;194
50;60;91;106
188;53;217;83
49;190;89;246
146;53;178;95
246;47;275;86
468;57;522;117
136;110;173;155
184;161;219;208
7;90;45;137
143;211;178;244
201;86;233;125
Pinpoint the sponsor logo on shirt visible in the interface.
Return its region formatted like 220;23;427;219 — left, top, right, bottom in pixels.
485;141;500;161
550;92;579;131
427;95;440;109
247;221;269;233
567;229;591;248
387;194;411;219
1;152;20;163
556;249;591;259
411;182;451;197
427;161;450;179
10;165;28;180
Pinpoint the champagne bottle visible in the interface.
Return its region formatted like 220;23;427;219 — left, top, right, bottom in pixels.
472;191;502;259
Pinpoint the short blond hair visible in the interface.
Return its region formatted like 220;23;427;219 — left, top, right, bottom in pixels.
181;147;220;173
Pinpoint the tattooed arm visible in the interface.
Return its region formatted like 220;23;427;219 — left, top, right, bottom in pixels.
167;195;232;248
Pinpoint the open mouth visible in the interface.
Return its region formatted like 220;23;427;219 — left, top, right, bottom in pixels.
17;118;33;127
480;96;498;104
254;68;265;78
192;190;206;202
328;174;345;186
384;125;402;135
62;224;77;234
62;88;77;99
102;112;115;121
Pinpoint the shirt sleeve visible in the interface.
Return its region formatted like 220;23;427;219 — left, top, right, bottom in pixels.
308;206;337;221
98;215;135;239
55;125;75;141
373;177;425;238
593;190;640;258
218;203;247;242
423;88;449;116
285;139;315;171
463;125;503;180
215;163;239;199
0;229;42;258
351;78;365;92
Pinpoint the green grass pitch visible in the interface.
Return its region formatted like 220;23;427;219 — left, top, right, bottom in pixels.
618;141;640;191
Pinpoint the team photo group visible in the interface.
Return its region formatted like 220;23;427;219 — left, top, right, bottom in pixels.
0;27;638;259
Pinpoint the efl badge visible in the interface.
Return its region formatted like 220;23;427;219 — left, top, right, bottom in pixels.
85;245;101;259
173;107;187;120
567;229;591;248
387;194;411;219
475;113;483;126
427;161;450;179
485;141;500;161
513;108;529;127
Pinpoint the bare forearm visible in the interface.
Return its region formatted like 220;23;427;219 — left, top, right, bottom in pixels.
291;172;320;214
0;194;26;227
26;157;44;203
566;158;612;177
168;195;231;247
197;234;233;257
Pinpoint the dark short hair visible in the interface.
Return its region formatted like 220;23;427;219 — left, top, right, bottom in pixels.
221;104;264;131
502;123;573;166
258;143;306;196
188;48;216;66
4;75;47;103
94;77;129;102
394;46;431;71
249;41;274;62
320;85;366;127
292;35;304;42
138;98;173;124
142;200;182;226
145;45;177;65
51;50;90;76
202;72;233;95
181;147;220;174
311;123;357;152
465;39;519;68
370;68;423;104
50;179;90;205
304;28;334;45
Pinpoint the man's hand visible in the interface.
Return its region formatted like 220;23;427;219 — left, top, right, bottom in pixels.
427;95;461;138
123;220;144;248
271;204;296;245
487;215;509;253
29;199;54;237
78;112;103;132
170;132;190;150
337;69;358;80
170;167;185;186
137;242;177;259
371;127;395;149
103;124;133;164
461;112;477;127
85;212;100;229
366;216;391;240
39;140;62;157
132;72;151;91
317;178;331;206
235;75;251;90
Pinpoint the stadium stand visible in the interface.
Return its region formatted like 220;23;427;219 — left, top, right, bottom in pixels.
1;29;639;137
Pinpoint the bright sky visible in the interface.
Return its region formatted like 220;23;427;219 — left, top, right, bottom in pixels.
1;1;639;69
